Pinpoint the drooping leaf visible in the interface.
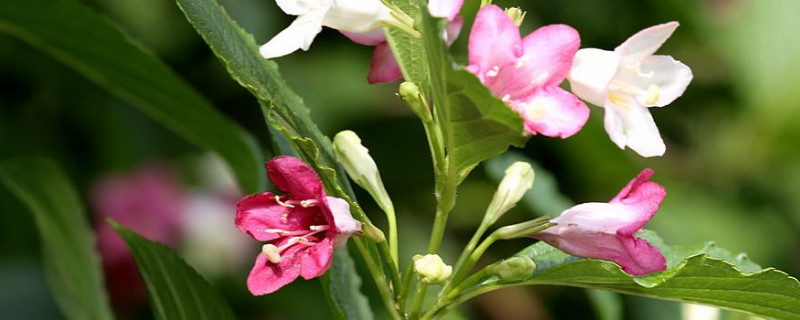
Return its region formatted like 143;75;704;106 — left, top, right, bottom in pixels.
173;0;376;318
0;158;113;320
111;222;237;320
0;0;265;194
472;231;800;320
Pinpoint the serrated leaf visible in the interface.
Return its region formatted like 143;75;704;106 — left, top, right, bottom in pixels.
445;69;528;176
322;249;375;320
0;158;113;320
0;0;265;194
475;231;800;320
173;0;375;318
111;222;237;320
384;0;427;83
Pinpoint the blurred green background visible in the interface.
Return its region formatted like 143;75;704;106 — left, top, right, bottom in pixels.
1;0;799;319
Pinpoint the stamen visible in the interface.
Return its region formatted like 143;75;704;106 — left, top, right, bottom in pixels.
643;84;660;105
309;225;330;231
262;244;282;264
264;229;310;236
530;73;549;87
300;199;318;207
275;195;295;208
486;66;500;77
523;99;546;121
501;94;511;102
515;60;525;69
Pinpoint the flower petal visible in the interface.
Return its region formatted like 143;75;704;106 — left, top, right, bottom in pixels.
638;55;693;107
276;0;329;15
266;156;324;200
603;100;666;157
235;192;326;241
567;48;621;107
467;5;522;81
246;245;303;295
615;22;679;63
518;24;581;86
609;169;666;235
299;237;334;279
513;86;589;138
323;0;393;33
368;42;403;84
428;0;463;20
340;29;386;46
445;16;464;46
326;196;361;247
260;14;323;59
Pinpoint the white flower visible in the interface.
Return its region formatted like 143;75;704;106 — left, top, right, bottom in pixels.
567;22;693;157
260;0;408;59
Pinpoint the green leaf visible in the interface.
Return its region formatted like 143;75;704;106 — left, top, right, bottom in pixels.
172;0;376;318
0;158;113;320
111;222;237;320
383;0;428;83
476;232;800;320
0;0;265;194
321;249;375;320
445;69;528;176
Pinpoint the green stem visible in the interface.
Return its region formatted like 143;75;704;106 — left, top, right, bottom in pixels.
408;281;427;320
385;206;399;265
376;234;403;300
353;239;403;320
440;222;490;296
398;262;416;312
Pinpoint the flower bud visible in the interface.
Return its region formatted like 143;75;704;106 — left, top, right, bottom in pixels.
413;254;452;284
333;131;394;213
484;162;534;226
495;216;554;240
487;256;536;281
504;7;527;27
398;82;432;122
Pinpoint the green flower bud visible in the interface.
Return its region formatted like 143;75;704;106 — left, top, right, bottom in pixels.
484;162;535;226
504;7;527;27
333;130;394;213
487;256;536;281
398;82;431;122
413;254;452;284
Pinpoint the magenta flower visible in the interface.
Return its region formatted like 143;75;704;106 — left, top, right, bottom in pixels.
342;0;464;84
467;5;589;138
533;169;667;275
236;156;361;295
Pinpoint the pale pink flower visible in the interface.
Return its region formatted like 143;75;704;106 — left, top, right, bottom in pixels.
533;169;667;275
342;0;464;84
567;22;693;157
236;156;361;295
467;5;589;138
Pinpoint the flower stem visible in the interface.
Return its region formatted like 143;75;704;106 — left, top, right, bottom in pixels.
353;239;403;320
439;222;490;296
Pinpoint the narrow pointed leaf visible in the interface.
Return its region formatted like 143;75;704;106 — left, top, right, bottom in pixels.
111;222;237;320
0;0;265;194
0;158;113;320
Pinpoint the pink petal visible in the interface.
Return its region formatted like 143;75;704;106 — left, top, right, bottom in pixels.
610;169;666;234
246;245;304;295
428;0;463;20
235;192;326;241
266;156;324;200
486;24;580;100
512;86;589;138
615;22;679;63
445;16;464;46
340;29;386;46
467;5;522;82
368;42;403;84
299;237;334;279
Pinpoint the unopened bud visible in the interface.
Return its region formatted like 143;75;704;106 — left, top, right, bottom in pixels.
334;131;394;213
495;216;554;240
361;222;386;243
504;7;527;27
484;162;534;225
413;254;452;284
487;256;536;281
398;82;431;122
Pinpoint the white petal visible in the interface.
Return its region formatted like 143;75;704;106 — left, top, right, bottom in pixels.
553;202;639;234
259;14;323;59
567;48;621;107
604;99;666;157
615;22;679;63
639;55;693;107
326;196;361;248
323;0;394;33
276;0;331;15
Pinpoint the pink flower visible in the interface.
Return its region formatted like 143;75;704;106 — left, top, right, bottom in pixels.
533;169;667;275
90;163;185;311
467;5;589;138
342;0;464;84
236;156;361;295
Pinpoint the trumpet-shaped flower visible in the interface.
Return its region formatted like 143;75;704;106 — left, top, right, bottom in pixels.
567;22;693;157
236;156;361;295
342;0;464;84
467;5;589;138
533;169;667;275
260;0;409;59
